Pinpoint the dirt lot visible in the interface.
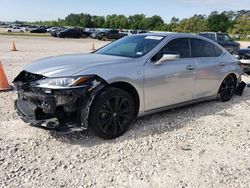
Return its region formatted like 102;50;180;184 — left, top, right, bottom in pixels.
0;35;250;188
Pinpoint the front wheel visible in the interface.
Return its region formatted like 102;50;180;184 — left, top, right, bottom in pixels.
89;87;135;139
218;74;237;102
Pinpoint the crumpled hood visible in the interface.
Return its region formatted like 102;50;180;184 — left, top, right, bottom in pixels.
24;53;130;77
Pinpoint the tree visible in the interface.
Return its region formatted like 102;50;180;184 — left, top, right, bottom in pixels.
65;14;81;26
92;16;105;28
170;17;179;24
231;14;250;36
174;14;208;33
143;15;164;30
25;10;250;36
114;15;128;29
208;13;232;32
128;14;146;29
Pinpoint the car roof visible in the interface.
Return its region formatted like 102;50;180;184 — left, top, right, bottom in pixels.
135;32;226;50
199;32;227;34
137;32;198;38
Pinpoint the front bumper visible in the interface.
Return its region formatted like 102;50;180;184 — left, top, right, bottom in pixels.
15;87;89;132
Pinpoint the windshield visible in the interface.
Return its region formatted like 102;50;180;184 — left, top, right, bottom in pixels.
95;35;165;58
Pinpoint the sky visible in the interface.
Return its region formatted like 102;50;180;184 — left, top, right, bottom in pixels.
0;0;250;22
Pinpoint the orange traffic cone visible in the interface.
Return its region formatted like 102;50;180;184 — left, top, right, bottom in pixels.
0;62;12;91
91;42;96;51
11;41;18;51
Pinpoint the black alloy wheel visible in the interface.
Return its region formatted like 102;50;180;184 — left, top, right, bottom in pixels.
218;74;237;102
89;87;135;139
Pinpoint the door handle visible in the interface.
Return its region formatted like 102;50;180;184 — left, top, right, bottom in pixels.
219;62;226;66
186;65;195;70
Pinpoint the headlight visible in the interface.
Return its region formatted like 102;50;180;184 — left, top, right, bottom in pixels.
34;76;92;89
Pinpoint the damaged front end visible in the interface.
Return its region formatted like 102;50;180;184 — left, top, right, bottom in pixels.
13;71;106;132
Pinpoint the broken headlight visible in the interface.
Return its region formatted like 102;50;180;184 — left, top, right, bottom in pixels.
34;76;93;89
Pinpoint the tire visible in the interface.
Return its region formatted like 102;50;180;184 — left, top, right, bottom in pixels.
8;30;11;32
89;87;135;139
102;36;108;41
218;74;237;102
20;30;24;33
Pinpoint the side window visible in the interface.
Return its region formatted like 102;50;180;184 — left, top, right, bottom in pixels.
214;45;223;57
190;38;222;57
217;33;232;42
110;30;118;34
153;38;191;62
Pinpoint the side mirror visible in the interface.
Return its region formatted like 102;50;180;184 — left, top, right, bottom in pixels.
155;54;180;65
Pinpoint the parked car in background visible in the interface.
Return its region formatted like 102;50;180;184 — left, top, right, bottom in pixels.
82;30;91;38
90;29;106;39
30;27;47;33
138;30;148;34
6;26;26;33
46;27;58;33
50;27;66;37
57;28;84;38
122;30;148;36
14;33;244;139
26;25;39;31
198;32;240;55
238;46;250;74
84;28;96;37
97;29;127;41
90;30;99;39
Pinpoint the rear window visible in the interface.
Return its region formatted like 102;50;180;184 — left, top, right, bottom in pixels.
190;38;222;57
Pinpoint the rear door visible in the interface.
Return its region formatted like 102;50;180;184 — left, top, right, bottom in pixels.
190;38;224;98
13;27;19;32
144;38;197;111
69;29;75;37
110;30;119;39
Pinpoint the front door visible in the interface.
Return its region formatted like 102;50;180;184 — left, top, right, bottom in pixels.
144;38;197;111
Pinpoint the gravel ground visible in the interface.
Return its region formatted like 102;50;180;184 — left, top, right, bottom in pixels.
0;35;250;188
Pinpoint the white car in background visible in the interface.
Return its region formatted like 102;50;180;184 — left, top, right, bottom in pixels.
6;26;26;33
25;26;39;31
46;27;58;33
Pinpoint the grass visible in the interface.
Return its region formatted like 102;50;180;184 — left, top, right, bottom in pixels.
236;38;250;42
0;32;50;37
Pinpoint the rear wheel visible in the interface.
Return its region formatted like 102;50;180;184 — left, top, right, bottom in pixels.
218;74;237;102
102;36;108;41
89;87;135;139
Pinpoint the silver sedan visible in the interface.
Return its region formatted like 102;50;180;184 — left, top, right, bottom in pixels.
14;33;244;139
